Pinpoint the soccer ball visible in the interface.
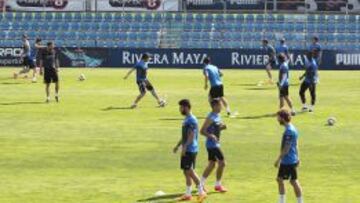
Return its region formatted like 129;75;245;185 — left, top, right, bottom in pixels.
327;117;336;126
78;73;86;81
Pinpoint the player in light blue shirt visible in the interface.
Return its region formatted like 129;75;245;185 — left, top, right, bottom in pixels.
173;99;206;201
13;34;37;82
299;51;319;112
203;57;232;116
308;36;322;65
277;53;296;116
199;99;228;193
276;38;290;59
274;109;303;203
124;53;166;109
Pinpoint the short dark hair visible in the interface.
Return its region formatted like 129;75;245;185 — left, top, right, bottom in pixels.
22;34;28;39
203;57;211;64
313;36;319;41
262;39;268;44
36;38;42;43
278;53;286;63
210;99;221;107
280;38;285;43
178;99;191;109
142;53;150;60
277;109;291;122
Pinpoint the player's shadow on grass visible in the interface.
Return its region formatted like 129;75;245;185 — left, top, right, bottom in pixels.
245;87;276;90
238;111;307;120
0;82;23;85
0;101;44;106
137;191;218;203
101;106;133;111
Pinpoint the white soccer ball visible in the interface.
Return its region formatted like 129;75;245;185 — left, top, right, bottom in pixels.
327;117;336;126
78;73;86;81
154;190;166;196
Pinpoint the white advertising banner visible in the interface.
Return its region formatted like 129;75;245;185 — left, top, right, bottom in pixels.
96;0;178;11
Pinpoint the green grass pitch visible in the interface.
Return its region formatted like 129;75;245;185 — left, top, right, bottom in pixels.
0;68;359;203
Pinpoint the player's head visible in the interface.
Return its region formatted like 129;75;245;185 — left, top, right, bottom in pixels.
277;53;286;63
277;109;291;125
312;36;319;43
262;39;268;46
22;34;28;41
36;38;42;43
178;99;191;115
203;57;211;65
210;99;222;113
141;53;150;62
280;38;285;44
47;41;54;50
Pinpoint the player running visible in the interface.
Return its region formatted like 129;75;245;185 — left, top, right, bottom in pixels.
200;99;228;193
123;53;166;108
173;99;206;201
203;57;232;116
262;39;277;84
40;42;60;103
308;36;322;65
299;51;318;112
14;34;37;82
274;109;304;203
277;53;296;116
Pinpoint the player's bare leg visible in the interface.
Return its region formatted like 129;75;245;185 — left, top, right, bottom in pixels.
55;82;60;102
284;96;296;115
150;89;166;107
188;170;206;199
45;83;51;103
279;97;285;109
266;65;273;84
179;170;193;201
31;69;37;83
277;177;286;203
200;161;216;192
290;180;303;203
131;93;145;108
220;97;231;116
14;66;30;79
214;160;227;192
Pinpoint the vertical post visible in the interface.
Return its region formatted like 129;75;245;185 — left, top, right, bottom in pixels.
223;0;226;14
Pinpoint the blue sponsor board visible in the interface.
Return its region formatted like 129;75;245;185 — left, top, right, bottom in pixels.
58;48;360;70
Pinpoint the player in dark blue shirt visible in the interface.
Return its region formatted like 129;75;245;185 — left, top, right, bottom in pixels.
299;51;319;112
124;53;166;108
274;109;303;203
277;53;296;116
276;38;290;60
262;39;277;84
173;99;206;201
308;36;322;65
200;99;228;193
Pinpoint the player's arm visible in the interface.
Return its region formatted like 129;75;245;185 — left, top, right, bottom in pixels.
39;57;44;75
203;69;209;90
274;135;292;168
173;138;182;154
278;73;287;88
124;67;135;80
200;117;218;142
35;43;45;49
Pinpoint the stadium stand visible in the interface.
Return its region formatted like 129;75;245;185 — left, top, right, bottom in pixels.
0;12;359;50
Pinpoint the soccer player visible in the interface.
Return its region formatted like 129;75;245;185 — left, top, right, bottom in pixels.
276;38;290;61
262;39;277;83
308;36;322;65
277;53;296;116
203;57;232;116
200;99;228;193
34;38;45;70
274;109;303;203
299;51;318;112
173;99;206;201
14;34;37;82
123;53;166;108
40;42;60;103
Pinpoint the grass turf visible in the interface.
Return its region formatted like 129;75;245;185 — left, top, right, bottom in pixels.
0;68;359;203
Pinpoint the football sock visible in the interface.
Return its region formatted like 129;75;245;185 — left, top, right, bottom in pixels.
279;194;285;203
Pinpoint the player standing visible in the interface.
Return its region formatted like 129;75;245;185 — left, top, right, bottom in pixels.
173;99;206;201
203;57;232;116
274;109;303;203
123;53;166;108
14;34;37;82
308;36;322;65
276;38;290;61
34;38;45;70
40;42;60;103
277;53;296;115
200;99;228;193
262;39;277;84
299;51;318;112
